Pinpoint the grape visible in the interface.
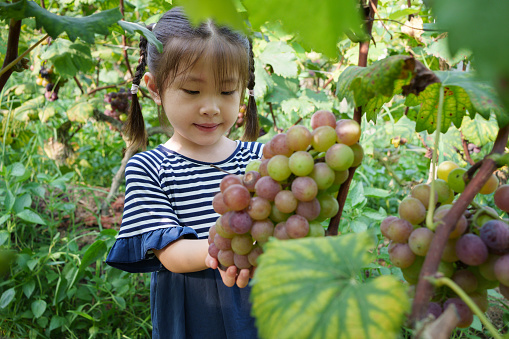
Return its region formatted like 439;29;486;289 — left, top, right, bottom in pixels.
310;110;336;129
218;249;235;267
468;290;489;313
247;197;272;220
433;208;468;238
309;163;335;190
245;159;262;173
243;171;261;192
475;206;498;227
427;302;442;320
479;174;499;195
307;221;325;237
274;190;298;213
408;227;434;256
273;222;290;240
494;184;509;212
443;298;473;328
267;155;292;181
389;243;416;268
269;204;291;223
335;119;361;146
401;256;424;284
410;183;437;210
254;176;282;201
215;214;235;238
231;234;254;255
380;216;398;238
286;125;312;151
228;210;253;234
451;269;478;293
259;159;270;177
223;184;251;211
212;192;229;214
479;220;509;251
270;133;293;157
494;254;509;285
296;198;321;221
438;261;454;278
233;253;252;269
208;225;217;244
291;176;318;202
386;218;414;243
288;151;314;176
500;283;509;300
262;140;275;159
208;243;219;259
220;174;243;192
247;245;264;266
316;193;339;221
456;234;488;266
311;126;337;152
478;254;500;281
285;215;310;239
398;197;426;225
434;179;454;204
441;238;459;263
447;168;467;193
214;234;232;250
349;143;364;167
250;219;274;243
333;169;349;186
325;144;354;171
437;161;459;181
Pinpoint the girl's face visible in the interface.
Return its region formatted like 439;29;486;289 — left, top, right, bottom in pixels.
146;56;242;151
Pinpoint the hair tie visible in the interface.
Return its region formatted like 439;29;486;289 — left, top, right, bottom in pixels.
152;22;157;31
248;89;255;97
130;84;139;94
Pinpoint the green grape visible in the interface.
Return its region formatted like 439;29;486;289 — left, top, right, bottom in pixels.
437;160;459;181
447;168;467;193
288;151;314;176
267;155;292;181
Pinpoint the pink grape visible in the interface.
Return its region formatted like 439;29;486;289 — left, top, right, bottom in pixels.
274;190;298;213
248;245;264;266
335;119;361;146
296;198;321;221
410;183;437;210
242;171;261;192
259;159;270;177
288;151;314;176
220;174;243;193
214;234;232;250
311;126;337;152
233;253;252;269
433;208;468;239
480;219;509;251
291;176;318;201
494;254;509;285
273;222;290;240
267;155;292;181
262;140;275;159
212;192;230;214
443;298;473;328
218;249;235;267
325;143;354;171
231;234;254;255
215;214;235;238
247;197;272;220
208;225;217;244
408;227;434;256
228;210;253;234
286;125;312;151
223;184;251;211
426;302;442;320
208;243;219;259
310;110;336;129
389;243;416;268
451;269;478;293
398;197;426;225
386;218;414;243
270;133;293;157
250;219;275;243
254;176;282;201
494;184;509;212
456;234;488;266
380;216;398;238
285;214;310;239
309;163;335;190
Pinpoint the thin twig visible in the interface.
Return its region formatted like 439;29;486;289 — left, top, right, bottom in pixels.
460;131;475;165
268;102;279;132
73;76;84;94
102;43;138;50
369;0;392;39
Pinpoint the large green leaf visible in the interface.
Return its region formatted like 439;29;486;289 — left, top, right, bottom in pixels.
405;72;506;133
13;96;45;121
176;0;245;32
40;40;95;79
117;21;163;53
79;240;107;273
258;41;298;78
66;101;94;123
251;233;409;339
244;0;365;58
265;74;299;104
461;115;498;146
0;0;122;43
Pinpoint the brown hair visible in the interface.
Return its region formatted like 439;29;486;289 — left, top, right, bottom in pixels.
124;7;259;153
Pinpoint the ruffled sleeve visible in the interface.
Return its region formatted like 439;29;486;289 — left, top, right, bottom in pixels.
106;226;198;273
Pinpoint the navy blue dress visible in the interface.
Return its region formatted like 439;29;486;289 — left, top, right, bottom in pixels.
106;141;263;338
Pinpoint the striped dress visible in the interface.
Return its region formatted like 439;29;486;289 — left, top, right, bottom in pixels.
106;140;263;339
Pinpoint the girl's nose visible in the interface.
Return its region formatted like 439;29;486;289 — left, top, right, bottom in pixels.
199;97;220;116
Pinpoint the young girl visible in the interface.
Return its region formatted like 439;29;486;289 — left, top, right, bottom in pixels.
105;7;262;339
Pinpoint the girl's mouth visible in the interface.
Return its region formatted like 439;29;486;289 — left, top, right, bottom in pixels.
194;123;219;132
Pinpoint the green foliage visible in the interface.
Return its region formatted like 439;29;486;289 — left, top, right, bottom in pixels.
251;232;410;339
40;40;95;78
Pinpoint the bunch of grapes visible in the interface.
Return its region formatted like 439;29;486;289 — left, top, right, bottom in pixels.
208;110;363;270
235;104;246;128
104;88;131;122
36;66;60;102
380;160;509;328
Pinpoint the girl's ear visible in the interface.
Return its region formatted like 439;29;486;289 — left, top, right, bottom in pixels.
144;72;162;105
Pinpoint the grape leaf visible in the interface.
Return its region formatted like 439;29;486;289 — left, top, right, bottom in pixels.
117;21;163;53
251;233;409;339
40;40;95;79
0;0;122;43
423;38;472;67
66;102;94;123
461;115;498;146
244;0;365;58
258;41;298;78
265;74;299;104
176;0;245;32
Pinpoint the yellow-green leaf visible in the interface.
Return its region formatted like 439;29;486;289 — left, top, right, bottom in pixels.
250;233;410;339
67;102;94;123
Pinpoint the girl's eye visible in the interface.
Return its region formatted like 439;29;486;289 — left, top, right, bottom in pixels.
221;90;236;95
183;89;199;95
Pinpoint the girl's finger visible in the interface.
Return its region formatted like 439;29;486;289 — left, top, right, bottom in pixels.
222;266;238;287
236;268;251;288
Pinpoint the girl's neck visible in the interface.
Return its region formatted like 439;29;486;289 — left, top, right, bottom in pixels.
163;136;238;163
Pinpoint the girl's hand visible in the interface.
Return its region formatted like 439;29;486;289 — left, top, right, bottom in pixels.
206;254;253;288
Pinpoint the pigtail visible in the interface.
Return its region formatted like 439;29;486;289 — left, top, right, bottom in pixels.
242;39;260;142
124;34;149;153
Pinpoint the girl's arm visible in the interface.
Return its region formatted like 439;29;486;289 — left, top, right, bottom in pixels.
152;239;251;288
